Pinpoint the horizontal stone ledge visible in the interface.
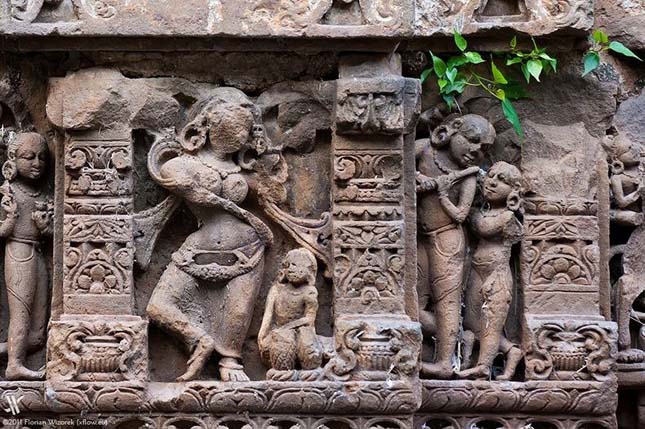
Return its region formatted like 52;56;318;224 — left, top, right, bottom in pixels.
420;379;617;416
0;0;593;46
0;380;420;414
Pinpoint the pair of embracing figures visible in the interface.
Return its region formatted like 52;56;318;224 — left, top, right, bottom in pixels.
416;112;524;381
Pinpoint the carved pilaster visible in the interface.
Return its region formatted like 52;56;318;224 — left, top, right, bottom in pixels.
521;198;617;381
329;54;421;380
47;128;147;388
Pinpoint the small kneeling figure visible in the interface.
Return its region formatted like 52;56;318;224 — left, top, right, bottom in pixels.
259;248;323;372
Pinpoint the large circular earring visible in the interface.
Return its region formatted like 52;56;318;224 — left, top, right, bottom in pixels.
2;160;17;181
506;191;521;212
180;114;208;152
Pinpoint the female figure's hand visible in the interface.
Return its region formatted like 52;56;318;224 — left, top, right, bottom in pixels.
1;192;18;217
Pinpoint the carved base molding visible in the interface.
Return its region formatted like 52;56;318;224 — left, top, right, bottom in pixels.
0;380;417;415
414;414;616;429
420;379;617;416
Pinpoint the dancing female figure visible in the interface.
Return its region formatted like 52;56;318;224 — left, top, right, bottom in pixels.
146;89;273;382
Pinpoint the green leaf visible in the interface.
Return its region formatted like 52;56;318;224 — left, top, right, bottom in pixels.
447;55;469;69
443;79;468;95
501;98;524;140
520;63;531;83
491;61;508;84
438;78;448;90
608;41;643;61
420;68;433;84
454;30;467;52
495;88;506;100
431;53;447;77
582;51;600;76
506;56;523;66
527;59;543;82
445;67;458;83
510;36;517;49
546;57;557;72
464;51;485;64
593;29;609;44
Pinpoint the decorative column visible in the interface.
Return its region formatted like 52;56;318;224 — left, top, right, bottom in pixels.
45;77;147;412
329;54;422;380
521;197;616;381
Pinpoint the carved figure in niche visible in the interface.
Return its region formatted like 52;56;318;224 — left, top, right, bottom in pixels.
603;134;645;362
459;161;523;380
258;248;323;373
146;89;273;382
604;135;643;227
0;132;52;380
416;113;495;378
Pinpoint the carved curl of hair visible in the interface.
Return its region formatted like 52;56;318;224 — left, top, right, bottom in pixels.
430;116;464;148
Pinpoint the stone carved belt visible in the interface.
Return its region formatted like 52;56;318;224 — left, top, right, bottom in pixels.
7;236;43;253
172;240;264;282
420;222;460;238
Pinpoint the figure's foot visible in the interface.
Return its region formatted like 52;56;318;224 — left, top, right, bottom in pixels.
456;365;489;380
421;362;454;379
219;357;250;382
5;364;45;381
176;335;216;382
497;347;523;381
617;348;645;364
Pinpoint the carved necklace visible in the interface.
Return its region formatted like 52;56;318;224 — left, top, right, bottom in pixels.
432;148;457;174
14;182;42;198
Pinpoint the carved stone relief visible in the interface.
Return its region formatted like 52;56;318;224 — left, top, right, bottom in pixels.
0;30;636;426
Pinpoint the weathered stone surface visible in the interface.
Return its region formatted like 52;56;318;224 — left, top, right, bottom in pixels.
596;0;645;50
615;89;645;146
0;0;592;40
1;1;645;427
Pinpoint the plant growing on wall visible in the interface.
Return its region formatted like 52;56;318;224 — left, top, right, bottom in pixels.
420;31;557;140
582;29;642;76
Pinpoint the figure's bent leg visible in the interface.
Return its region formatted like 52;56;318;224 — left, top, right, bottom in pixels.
297;326;323;370
496;337;522;381
5;242;43;380
270;328;298;370
460;279;512;380
422;228;466;379
147;263;216;382
417;239;437;336
217;257;265;382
